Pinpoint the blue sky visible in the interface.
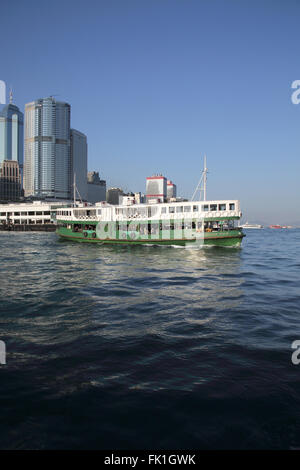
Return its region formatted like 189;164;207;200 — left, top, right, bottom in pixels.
1;0;300;223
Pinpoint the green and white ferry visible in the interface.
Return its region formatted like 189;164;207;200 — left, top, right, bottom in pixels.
56;199;245;247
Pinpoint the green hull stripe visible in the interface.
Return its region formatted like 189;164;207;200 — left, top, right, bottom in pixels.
57;232;244;242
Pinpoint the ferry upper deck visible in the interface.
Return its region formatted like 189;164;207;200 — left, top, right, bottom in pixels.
56;199;242;222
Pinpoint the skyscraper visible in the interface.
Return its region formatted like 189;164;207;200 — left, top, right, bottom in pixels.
0;160;23;201
70;129;87;201
0;91;23;168
87;171;106;203
146;175;167;202
167;180;177;199
24;97;71;199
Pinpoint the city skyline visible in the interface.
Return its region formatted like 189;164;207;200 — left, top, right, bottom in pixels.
1;0;300;223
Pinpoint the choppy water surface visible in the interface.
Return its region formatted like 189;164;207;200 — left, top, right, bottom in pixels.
0;230;300;449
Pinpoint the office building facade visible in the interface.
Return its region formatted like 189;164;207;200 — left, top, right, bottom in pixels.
24;97;71;199
70;129;87;201
167;180;177;199
0;160;23;201
0;99;23;169
146;175;167;203
106;187;123;205
87;171;106;203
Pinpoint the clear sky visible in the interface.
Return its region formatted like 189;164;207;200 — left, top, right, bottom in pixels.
1;0;300;224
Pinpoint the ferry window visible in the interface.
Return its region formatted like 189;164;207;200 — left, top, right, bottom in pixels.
202;205;209;211
193;205;198;212
14;212;20;216
176;206;183;213
139;224;147;235
184;206;191;212
43;211;50;215
210;204;217;211
161;207;166;214
98;209;102;215
219;204;226;211
169;207;175;213
229;203;235;210
73;224;82;232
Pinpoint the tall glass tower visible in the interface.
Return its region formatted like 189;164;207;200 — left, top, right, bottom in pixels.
0;92;24;167
24;97;71;199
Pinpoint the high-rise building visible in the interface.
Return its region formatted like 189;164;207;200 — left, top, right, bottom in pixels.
167;180;177;199
146;175;167;202
106;187;123;205
0;92;23;169
24;97;71;199
0;160;23;201
70;129;87;201
87;171;106;203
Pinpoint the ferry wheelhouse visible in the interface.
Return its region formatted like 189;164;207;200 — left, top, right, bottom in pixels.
56;199;245;247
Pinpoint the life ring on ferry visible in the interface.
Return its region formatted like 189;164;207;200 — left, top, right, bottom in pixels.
84;232;88;238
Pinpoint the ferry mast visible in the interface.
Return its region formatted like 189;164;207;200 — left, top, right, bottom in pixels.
191;155;208;201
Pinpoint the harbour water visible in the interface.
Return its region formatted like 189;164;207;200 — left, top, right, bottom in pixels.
0;229;300;449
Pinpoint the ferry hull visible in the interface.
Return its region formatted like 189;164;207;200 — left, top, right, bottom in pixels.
56;227;245;247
